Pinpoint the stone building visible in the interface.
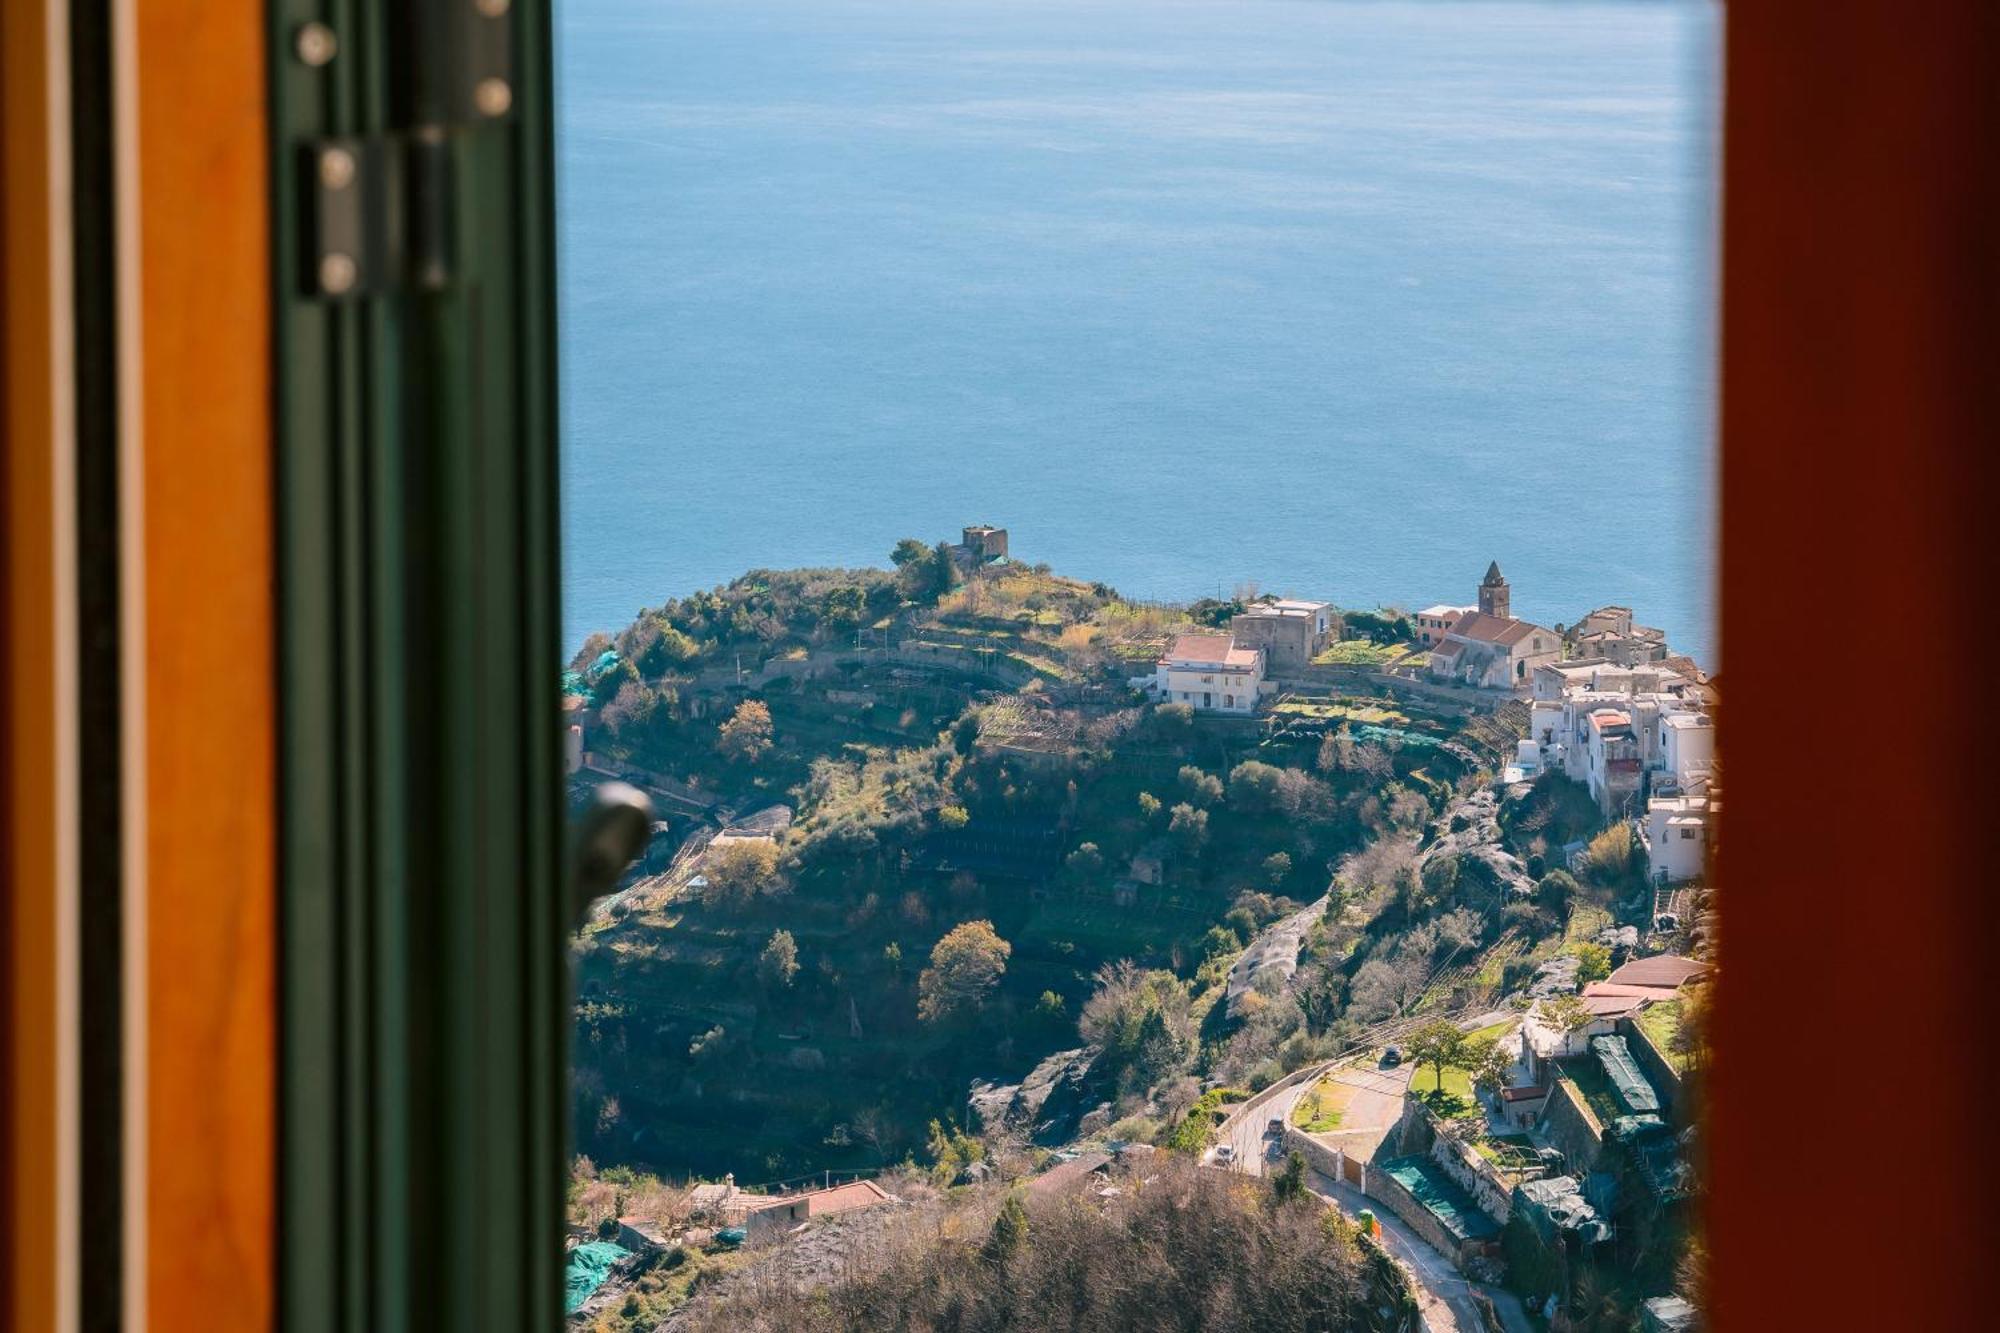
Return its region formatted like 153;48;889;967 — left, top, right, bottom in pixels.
954;524;1008;565
1228;598;1338;673
1477;560;1512;618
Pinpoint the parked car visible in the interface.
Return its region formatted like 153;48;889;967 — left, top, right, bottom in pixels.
1265;1117;1285;1137
1212;1144;1237;1167
1381;1045;1403;1068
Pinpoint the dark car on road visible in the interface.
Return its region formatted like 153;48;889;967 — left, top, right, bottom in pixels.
1266;1117;1285;1137
1381;1045;1403;1068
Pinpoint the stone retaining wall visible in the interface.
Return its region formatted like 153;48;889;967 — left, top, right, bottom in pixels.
1539;1078;1605;1175
1618;1016;1684;1120
1283;1126;1351;1186
1428;1133;1513;1226
1363;1162;1472;1266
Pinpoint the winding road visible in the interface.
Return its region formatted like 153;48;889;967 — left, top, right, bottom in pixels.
1209;1016;1532;1333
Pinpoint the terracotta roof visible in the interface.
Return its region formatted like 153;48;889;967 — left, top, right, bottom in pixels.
1500;1085;1550;1102
1029;1151;1114;1196
747;1178;894;1220
1447;611;1551;648
1430;638;1464;658
1662;654;1707;683
1583;982;1682;1003
1581;994;1646;1018
1605;954;1708;989
1162;633;1259;670
804;1179;893;1217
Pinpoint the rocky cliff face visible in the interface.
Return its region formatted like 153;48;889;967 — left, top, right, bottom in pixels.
966;1045;1107;1145
1420;789;1535;898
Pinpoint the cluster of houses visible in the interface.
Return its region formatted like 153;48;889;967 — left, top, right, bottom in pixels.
1140;562;1719;889
1308;952;1707;1332
1518;656;1717;884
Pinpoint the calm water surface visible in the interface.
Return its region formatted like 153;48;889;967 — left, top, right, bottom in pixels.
558;0;1719;663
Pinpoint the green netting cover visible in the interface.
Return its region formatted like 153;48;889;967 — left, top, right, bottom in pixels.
1354;724;1441;750
1589;1035;1661;1116
565;1240;631;1314
562;669;589;697
588;650;621;679
1381;1156;1500;1241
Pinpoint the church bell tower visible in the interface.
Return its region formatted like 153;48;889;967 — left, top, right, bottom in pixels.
1478;561;1511;619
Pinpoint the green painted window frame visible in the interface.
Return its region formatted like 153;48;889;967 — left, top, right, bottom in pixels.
269;4;567;1329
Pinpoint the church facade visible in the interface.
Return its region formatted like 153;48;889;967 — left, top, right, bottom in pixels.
1427;562;1562;690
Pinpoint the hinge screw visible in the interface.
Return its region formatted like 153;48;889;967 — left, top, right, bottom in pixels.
474;77;513;118
318;146;357;191
294;22;338;68
319;252;359;296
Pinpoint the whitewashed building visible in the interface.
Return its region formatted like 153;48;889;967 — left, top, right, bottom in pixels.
1154;632;1264;714
1582;707;1644;814
1656;711;1717;792
1643;792;1713;883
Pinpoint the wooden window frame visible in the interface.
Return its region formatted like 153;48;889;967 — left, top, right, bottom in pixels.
6;1;1995;1328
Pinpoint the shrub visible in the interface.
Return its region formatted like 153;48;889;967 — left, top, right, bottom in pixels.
1169;802;1209;853
917;920;1011;1024
1178;765;1224;805
716;698;774;763
1227;761;1286;811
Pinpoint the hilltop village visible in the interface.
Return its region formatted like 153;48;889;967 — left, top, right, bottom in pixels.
562;528;1714;1333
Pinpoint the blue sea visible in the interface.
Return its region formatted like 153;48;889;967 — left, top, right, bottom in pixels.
557;0;1719;665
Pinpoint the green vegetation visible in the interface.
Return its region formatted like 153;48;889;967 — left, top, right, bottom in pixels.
570;554;1543;1183
1314;640;1402;666
1291;1077;1352;1133
1165;1086;1249;1153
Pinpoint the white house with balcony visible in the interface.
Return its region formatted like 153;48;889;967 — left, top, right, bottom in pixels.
1643;792;1713;883
1153;632;1264;714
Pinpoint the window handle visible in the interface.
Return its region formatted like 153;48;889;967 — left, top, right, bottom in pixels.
569;781;655;926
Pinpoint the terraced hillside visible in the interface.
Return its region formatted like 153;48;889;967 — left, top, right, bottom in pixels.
569;562;1541;1182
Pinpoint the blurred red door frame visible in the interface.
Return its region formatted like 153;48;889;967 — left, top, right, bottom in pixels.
1712;1;1994;1326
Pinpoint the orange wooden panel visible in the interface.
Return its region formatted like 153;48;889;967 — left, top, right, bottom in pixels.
129;1;275;1327
1711;1;1991;1328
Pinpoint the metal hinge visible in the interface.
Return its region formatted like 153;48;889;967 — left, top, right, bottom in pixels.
296;1;514;299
